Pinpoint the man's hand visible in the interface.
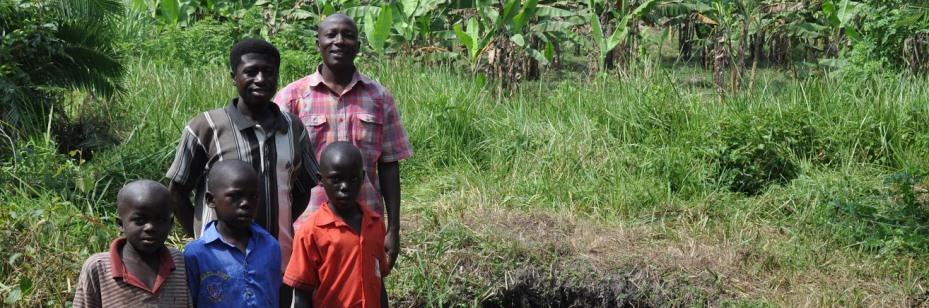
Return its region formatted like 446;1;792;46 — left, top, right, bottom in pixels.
168;181;195;237
384;229;400;274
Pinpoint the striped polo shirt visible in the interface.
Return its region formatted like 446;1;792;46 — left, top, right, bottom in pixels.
72;238;189;307
165;99;319;269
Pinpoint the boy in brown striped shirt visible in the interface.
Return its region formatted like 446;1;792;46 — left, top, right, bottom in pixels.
72;180;189;307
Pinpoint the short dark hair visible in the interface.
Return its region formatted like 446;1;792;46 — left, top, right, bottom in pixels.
229;38;280;72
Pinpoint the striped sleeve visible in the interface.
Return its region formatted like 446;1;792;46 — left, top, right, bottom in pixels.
72;254;105;308
165;114;210;188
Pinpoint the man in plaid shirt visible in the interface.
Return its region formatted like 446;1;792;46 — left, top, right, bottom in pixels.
274;13;413;275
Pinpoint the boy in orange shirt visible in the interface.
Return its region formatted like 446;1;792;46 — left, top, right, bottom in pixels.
285;142;388;307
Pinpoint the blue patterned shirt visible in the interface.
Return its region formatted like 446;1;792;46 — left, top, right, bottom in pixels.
184;221;281;307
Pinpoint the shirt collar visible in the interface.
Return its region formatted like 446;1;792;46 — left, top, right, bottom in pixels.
307;64;372;95
200;221;263;248
107;237;175;294
224;98;288;134
314;201;382;228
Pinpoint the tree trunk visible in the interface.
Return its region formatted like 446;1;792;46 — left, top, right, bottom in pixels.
679;20;693;60
732;22;748;91
750;32;765;63
904;34;929;75
713;30;729;94
748;31;763;92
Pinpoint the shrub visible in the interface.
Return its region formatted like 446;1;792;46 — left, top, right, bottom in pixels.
829;169;929;255
0;137;116;306
707;107;817;195
0;0;123;136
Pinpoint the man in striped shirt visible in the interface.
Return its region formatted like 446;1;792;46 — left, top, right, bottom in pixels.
165;39;319;279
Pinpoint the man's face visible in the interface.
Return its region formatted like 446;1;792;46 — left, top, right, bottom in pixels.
118;197;173;254
232;53;278;107
316;18;360;70
320;157;364;212
208;174;259;230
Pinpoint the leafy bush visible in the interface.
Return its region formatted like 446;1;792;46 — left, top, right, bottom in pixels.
117;18;235;67
0;0;124;134
280;49;320;83
829;169;929;255
707;107;817;195
117;5;317;71
0;137;116;306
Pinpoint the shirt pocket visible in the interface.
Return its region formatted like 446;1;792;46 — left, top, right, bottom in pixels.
352;113;383;155
303;115;329;152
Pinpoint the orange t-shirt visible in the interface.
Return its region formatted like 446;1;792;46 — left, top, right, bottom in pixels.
284;202;387;307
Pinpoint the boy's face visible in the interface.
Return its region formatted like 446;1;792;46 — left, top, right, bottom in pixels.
320;156;364;212
208;172;259;230
118;197;173;254
232;53;278;107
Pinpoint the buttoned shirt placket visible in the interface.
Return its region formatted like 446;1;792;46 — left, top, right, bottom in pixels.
221;237;259;307
332;87;349;143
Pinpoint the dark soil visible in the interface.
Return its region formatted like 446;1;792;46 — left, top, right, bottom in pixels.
480;267;718;308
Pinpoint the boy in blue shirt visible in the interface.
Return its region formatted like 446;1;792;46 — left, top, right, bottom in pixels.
184;160;281;307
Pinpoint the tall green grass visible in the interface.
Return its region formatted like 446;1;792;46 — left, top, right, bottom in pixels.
2;56;929;305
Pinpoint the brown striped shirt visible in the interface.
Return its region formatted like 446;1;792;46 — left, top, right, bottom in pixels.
72;239;189;307
165;99;319;269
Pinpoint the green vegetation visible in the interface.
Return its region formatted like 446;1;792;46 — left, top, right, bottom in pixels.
3;0;929;306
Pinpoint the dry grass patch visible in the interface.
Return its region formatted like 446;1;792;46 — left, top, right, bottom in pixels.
394;186;927;306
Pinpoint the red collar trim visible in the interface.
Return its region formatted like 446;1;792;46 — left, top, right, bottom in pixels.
108;237;175;294
314;201;382;228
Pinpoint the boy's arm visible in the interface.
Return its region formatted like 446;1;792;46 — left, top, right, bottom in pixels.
72;258;102;308
293;288;314;308
380;278;389;308
284;231;320;307
184;251;200;307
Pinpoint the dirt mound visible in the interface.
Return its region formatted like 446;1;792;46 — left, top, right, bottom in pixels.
482;266;717;307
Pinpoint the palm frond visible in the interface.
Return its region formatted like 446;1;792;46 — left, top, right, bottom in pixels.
51;0;123;24
34;43;124;97
56;21;117;53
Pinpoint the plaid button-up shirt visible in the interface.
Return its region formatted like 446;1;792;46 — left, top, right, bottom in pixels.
274;67;413;230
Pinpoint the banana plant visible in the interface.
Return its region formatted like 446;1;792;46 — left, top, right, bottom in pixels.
393;0;445;45
588;0;659;70
364;4;393;55
453;17;491;68
453;0;552;67
822;0;861;42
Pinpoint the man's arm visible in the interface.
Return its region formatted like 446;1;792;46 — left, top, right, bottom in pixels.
168;181;195;237
378;161;401;273
291;123;320;222
165;118;209;237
